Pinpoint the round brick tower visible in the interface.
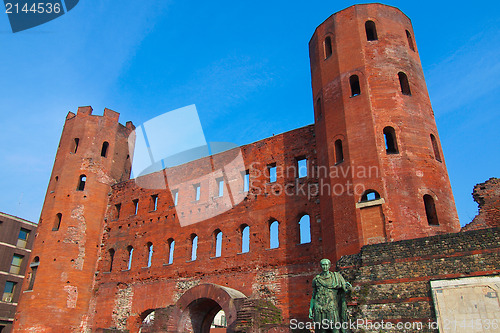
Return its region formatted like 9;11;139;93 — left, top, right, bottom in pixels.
13;107;134;332
309;4;460;260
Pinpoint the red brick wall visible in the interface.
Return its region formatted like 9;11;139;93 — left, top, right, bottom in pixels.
462;178;500;231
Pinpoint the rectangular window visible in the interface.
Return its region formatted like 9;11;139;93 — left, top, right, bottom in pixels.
151;195;158;211
172;190;179;206
243;170;250;192
133;199;139;215
17;228;30;249
2;281;16;303
217;178;224;197
10;254;23;275
268;164;277;183
194;184;201;201
297;158;308;178
115;203;121;220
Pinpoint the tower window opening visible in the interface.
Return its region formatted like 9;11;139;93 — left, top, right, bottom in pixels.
299;215;311;244
114;203;121;220
243;170;250;192
146;242;153;268
361;190;381;202
217;178;224;197
350;75;361;96
190;234;198;261
133;199;139;215
398;72;411;95
53;213;62;231
172;190;179;206
77;175;86;191
27;257;39;290
108;248;115;272
383;127;399;154
430;134;442;162
335;139;344;164
167;239;175;264
241;224;250;253
72;138;79;153
324;36;333;58
424;194;439;225
316;97;322;119
297;158;307;178
406;30;415;51
269;220;279;249
268;163;277;183
151;195;158;211
365;20;378;41
101;141;109;157
214;230;222;258
127;246;134;270
194;184;201;201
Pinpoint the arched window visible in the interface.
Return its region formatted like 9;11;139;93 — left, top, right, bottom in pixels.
383;127;399;154
213;229;222;258
335;139;344;164
365;21;378;41
324;36;332;58
423;194;439;225
53;213;62;231
430;134;442;162
269;220;279;249
190;234;198;261
127;246;134;270
77;175;86;191
146;242;153;268
101;141;109;157
299;215;311;244
361;190;381;202
167;238;175;264
108;248;115;272
72;138;79;153
398;72;411;95
27;256;39;291
350;75;361;96
406;30;415;51
241;225;250;253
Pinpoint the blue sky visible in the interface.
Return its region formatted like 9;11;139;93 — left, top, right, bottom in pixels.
0;1;498;226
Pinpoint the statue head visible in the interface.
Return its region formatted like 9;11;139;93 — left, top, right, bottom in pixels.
320;258;331;273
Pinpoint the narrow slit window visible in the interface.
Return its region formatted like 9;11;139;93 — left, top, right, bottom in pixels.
406;30;415;51
133;199;139;215
243;170;250;192
101;141;109;157
268;164;277;183
365;20;378;41
297;158;307;178
194;184;201;201
172;190;179;206
335;139;344;164
191;234;198;261
214;230;222;258
115;204;121;220
430;134;442;162
2;281;16;303
398;72;411;95
127;246;134;270
53;213;62;231
241;225;250;253
151;195;158;211
27;257;39;290
146;242;153;267
269;220;279;249
383;127;399;154
299;215;311;244
424;194;439;225
108;248;115;272
324;36;332;58
72;138;79;153
316;97;322;119
217;178;224;197
350;75;361;96
167;239;175;264
77;175;86;191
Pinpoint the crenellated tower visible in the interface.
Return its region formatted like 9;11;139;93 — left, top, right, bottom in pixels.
309;4;460;260
13;107;134;332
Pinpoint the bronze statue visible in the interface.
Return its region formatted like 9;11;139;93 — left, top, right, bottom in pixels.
309;259;351;333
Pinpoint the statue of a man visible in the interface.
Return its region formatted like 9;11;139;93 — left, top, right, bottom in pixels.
309;259;351;333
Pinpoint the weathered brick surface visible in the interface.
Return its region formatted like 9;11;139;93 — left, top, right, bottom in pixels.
462;178;500;231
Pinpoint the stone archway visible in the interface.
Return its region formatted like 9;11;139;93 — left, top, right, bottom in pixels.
169;283;246;333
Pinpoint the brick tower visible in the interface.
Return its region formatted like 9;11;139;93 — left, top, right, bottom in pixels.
13;107;134;332
309;4;460;260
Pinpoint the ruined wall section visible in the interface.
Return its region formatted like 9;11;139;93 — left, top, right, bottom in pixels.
92;125;324;331
462;178;500;231
13;107;134;333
